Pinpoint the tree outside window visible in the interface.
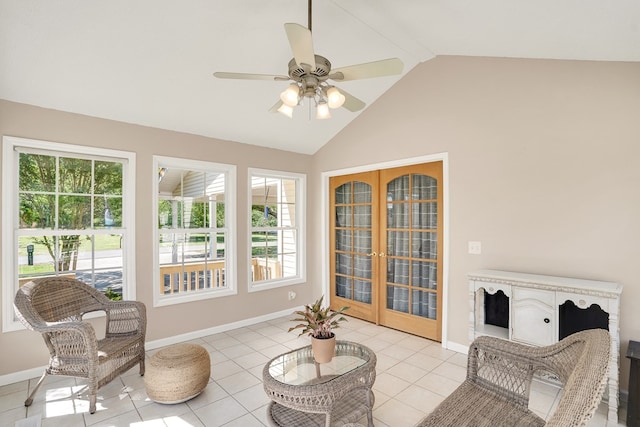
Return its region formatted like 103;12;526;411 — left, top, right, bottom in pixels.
18;152;125;296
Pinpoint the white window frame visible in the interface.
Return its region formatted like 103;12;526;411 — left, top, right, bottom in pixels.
2;136;136;332
248;168;306;292
152;156;237;307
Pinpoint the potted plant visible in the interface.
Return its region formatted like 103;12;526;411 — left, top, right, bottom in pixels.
288;296;349;363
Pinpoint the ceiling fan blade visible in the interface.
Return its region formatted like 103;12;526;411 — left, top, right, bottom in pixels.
214;72;289;81
284;23;315;69
330;58;404;82
269;100;283;113
336;88;366;112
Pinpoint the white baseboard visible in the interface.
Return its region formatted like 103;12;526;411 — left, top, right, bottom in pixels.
0;308;293;387
445;340;468;355
0;366;45;388
145;308;292;350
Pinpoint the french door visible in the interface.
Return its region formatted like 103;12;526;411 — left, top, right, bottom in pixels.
329;162;443;341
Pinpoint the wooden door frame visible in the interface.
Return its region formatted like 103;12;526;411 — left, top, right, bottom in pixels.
320;153;451;347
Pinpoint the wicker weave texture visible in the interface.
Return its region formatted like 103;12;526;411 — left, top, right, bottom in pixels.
145;343;210;404
14;277;146;414
417;329;610;427
263;341;376;427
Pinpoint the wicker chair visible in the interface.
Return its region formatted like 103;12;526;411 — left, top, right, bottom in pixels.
417;329;610;427
14;277;146;414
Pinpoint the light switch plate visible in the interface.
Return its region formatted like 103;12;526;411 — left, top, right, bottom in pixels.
468;241;482;255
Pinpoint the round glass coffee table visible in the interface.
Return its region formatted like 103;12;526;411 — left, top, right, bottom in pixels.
263;341;376;427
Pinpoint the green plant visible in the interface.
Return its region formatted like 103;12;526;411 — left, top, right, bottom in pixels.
288;296;349;339
104;286;122;301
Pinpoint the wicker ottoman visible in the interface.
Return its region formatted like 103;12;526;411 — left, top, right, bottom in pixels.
145;343;210;404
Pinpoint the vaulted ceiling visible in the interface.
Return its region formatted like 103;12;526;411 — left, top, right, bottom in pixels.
1;0;638;154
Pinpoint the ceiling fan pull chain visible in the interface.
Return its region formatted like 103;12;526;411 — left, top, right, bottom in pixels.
308;0;312;32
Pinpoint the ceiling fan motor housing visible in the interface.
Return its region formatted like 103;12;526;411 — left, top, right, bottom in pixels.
288;55;332;97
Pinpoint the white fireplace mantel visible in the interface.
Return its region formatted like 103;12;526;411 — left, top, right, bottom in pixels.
468;269;622;424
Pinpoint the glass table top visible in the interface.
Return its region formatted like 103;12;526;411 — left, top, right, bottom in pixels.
267;341;372;386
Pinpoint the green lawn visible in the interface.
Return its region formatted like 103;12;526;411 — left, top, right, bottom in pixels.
18;234;123;256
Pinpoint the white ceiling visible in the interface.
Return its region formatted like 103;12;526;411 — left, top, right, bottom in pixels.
1;0;639;155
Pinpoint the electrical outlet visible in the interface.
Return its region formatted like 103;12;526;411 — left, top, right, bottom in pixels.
288;291;296;301
468;241;482;255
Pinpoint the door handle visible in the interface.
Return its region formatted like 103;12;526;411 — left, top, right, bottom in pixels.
367;252;377;257
379;252;386;257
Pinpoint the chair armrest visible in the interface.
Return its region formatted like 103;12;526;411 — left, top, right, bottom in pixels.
467;336;545;407
103;300;146;337
42;320;99;359
544;330;610;427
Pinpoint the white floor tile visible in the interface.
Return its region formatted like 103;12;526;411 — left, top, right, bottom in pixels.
0;380;28;398
232;383;271;412
220;412;266;427
404;351;445;372
211;360;244;381
258;344;290;359
379;344;417;361
136;400;191;422
419;344;456;361
193;396;248;427
219;344;254;359
430;361;466;383
0;390;27;413
84;394;137;425
186;381;229;411
0;406;28;427
415;372;462;397
374;398;427;427
84;409;143;427
372;372;411;397
233;352;269;370
250;404;271;426
163;411;206;427
385;361;429;384
395;384;445;414
216;371;261;395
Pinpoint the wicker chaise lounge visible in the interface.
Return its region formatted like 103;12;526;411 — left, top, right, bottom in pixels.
417;329;611;427
14;277;146;414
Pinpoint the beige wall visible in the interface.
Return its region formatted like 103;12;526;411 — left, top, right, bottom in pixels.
1;55;639;391
0;99;315;376
314;56;640;389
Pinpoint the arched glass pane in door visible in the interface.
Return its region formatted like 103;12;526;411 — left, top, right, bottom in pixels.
386;174;438;319
334;181;373;304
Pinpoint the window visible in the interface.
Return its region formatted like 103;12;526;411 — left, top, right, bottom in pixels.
249;169;305;291
153;156;236;306
2;136;136;332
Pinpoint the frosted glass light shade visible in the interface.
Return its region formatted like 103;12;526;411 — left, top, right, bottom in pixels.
277;104;294;118
316;101;331;119
327;87;346;109
280;84;300;107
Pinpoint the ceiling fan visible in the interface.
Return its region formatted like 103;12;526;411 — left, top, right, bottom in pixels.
213;0;404;119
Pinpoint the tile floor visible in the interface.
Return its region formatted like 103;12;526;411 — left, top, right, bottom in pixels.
1;315;627;427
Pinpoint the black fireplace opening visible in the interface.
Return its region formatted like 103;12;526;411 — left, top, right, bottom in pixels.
484;290;509;329
558;300;609;340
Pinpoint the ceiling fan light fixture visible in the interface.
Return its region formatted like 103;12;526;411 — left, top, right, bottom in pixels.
280;84;300;107
277;103;294;118
326;87;346;109
316;100;331;119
